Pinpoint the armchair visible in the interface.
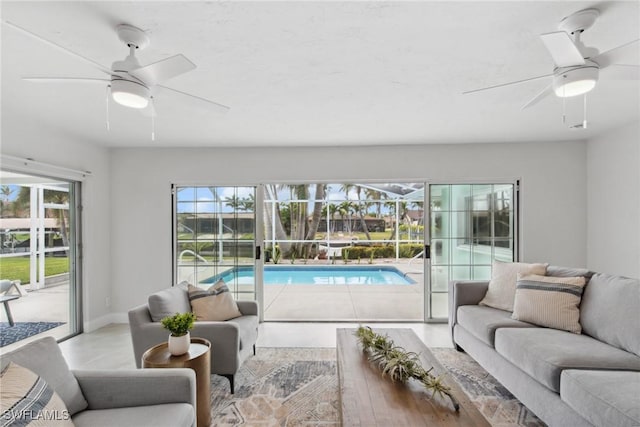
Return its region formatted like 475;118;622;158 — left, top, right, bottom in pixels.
0;337;196;427
128;286;259;393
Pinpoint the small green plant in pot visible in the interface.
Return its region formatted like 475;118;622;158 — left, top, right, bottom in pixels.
161;312;196;356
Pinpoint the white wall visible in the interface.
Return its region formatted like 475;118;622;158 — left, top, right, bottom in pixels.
110;141;588;315
587;122;640;278
1;124;112;331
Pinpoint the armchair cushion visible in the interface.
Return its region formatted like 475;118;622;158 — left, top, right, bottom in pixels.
188;282;241;321
73;369;196;410
0;337;88;415
72;403;194;427
1;362;74;426
148;287;191;322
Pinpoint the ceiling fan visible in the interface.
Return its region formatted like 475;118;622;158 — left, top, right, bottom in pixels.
463;8;639;110
4;21;230;117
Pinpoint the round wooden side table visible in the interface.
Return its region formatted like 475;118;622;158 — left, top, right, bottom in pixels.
142;337;211;427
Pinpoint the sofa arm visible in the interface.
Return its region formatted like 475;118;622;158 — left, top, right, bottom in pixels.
448;280;489;346
73;368;196;410
237;300;258;316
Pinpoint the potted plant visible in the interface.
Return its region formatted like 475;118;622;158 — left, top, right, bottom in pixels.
161;312;196;356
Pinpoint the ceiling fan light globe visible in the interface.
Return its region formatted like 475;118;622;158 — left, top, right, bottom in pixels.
111;79;150;109
553;65;599;98
554;79;596;97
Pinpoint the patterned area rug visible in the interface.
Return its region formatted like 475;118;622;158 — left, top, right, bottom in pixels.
209;346;546;427
211;347;338;426
0;322;65;347
431;348;546;427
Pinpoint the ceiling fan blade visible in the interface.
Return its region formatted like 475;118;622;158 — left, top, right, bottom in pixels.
23;77;110;84
521;84;553;109
129;54;196;86
4;21;114;76
600;64;640;81
463;73;553;95
592;39;640;69
156;85;230;113
540;31;585;67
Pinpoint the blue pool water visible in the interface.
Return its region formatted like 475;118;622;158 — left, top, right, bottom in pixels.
201;266;415;285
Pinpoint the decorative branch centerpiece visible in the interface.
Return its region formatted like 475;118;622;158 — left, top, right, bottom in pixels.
355;326;460;411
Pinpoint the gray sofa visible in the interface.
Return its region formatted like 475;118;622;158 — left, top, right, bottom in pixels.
0;336;196;427
449;266;640;427
128;286;259;394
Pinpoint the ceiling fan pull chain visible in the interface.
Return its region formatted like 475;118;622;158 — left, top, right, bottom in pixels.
583;94;588;129
106;85;111;131
151;98;155;141
562;86;566;125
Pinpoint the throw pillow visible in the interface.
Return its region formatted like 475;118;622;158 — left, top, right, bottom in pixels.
479;261;548;312
0;362;74;426
512;273;587;334
188;280;242;321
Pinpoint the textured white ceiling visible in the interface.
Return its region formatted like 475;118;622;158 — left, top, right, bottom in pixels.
1;1;639;148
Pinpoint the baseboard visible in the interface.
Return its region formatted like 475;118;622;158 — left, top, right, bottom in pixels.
83;312;128;332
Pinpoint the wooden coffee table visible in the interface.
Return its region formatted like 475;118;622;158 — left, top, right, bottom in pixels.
337;328;489;427
142;337;211;427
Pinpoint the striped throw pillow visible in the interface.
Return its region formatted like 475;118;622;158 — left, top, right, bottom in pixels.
512;273;587;334
0;362;74;426
188;280;242;321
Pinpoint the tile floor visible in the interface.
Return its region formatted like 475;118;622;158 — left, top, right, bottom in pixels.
56;322;453;370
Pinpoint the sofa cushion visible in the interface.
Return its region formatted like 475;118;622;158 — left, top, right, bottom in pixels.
457;305;536;347
188;281;242;321
580;273;640;357
148;287;191;322
545;265;594;281
1;362;74;426
495;328;640;392
512;274;586;334
479;261;547;312
0;337;88;416
561;370;640;427
72;403;194;427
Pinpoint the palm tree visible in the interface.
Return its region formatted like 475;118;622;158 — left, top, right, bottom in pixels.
305;184;325;242
224;194;241;210
338;201;355;234
239;194;255;212
354;185;372;240
364;188;385;218
264;185;289;253
384;199;409;241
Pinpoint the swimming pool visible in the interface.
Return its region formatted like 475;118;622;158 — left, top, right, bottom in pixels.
201;266;416;285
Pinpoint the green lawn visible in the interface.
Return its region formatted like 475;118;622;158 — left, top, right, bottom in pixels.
0;257;69;284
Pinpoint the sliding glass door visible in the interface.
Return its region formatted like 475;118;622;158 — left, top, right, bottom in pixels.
428;183;517;319
172;182;518;323
0;170;81;346
174;186;257;301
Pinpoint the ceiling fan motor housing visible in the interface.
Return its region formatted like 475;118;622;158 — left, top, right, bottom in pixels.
553;61;599;97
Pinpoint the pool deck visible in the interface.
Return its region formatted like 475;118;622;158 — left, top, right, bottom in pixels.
261;259;428;321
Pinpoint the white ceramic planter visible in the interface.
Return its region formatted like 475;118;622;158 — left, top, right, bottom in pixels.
168;331;190;356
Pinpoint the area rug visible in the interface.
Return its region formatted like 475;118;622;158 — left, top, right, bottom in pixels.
209;346;546;427
431;348;546;427
0;322;65;347
210;347;339;426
